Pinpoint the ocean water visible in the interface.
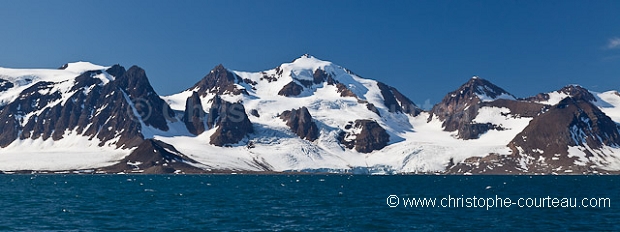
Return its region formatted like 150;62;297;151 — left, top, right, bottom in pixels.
0;175;617;231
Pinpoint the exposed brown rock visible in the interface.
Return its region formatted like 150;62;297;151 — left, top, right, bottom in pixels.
525;85;595;103
510;97;620;158
447;97;620;174
429;77;515;139
280;107;320;141
0;109;19;147
377;82;422;116
336;83;357;98
114;66;175;131
366;103;381;116
103;139;204;174
313;69;329;84
278;81;304;97
182;91;206;135
0;66;150;149
190;64;247;96
339;119;389;153
209;98;253;146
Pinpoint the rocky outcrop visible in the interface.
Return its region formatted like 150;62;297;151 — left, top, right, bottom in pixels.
525;85;596;103
339;120;389;153
114;66;175;131
313;69;330;84
0;65;175;149
0;79;13;92
280;107;320;141
250;109;260;118
278;81;304;97
182;91;206;135
377;82;421;116
509;98;620;170
103;139;204;174
336;83;357;98
429;77;515;139
190;64;247;96
450;97;620;174
366;103;381;116
209;97;253;146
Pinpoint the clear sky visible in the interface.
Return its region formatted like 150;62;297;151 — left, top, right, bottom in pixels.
1;0;619;108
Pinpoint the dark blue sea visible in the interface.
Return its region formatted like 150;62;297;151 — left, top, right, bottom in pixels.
0;175;617;231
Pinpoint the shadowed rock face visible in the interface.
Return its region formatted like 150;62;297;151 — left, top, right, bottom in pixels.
280;107;319;142
525;85;596;103
115;66;175;131
190;64;247;96
510;97;620;158
0;64;179;149
376;82;421;116
209;96;253;146
0;79;13;92
278;81;304;97
366;103;381;116
103;139;204;174
339;119;389;153
182;91;206;135
449;97;620;174
428;77;517;139
336;83;357;98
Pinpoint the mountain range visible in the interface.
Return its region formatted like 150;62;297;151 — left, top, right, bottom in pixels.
1;54;619;174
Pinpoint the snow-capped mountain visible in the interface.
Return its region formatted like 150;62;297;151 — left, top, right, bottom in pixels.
1;55;619;174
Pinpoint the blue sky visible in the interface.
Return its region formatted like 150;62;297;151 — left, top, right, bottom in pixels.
1;0;619;107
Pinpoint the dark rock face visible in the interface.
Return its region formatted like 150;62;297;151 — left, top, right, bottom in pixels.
0;79;13;92
280;107;320;141
114;66;175;131
182;91;206;135
447;98;619;174
190;64;247;96
429;77;515;139
0;109;19;147
0;64;176;149
336;83;357;98
377;82;421;116
103;139;204;174
339;120;389;153
451;97;620;174
450;100;546;140
209;97;253;146
366;103;381;116
525;85;596;103
510;97;620;159
278;81;304;97
250;109;260;118
313;69;328;84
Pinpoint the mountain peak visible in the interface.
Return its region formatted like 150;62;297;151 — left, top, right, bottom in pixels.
59;61;107;72
526;84;596;105
289;54;332;67
189;64;245;96
557;85;594;101
451;76;515;102
429;76;516;138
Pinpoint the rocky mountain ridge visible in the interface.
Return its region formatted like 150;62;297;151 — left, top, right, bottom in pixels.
1;56;619;174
